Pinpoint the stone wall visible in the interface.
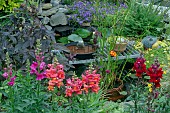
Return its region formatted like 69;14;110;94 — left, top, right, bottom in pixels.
38;0;73;36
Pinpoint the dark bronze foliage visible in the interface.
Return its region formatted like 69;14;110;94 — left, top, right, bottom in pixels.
0;4;68;70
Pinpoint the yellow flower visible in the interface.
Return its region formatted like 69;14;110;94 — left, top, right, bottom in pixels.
150;54;154;57
148;48;152;51
148;83;152;88
146;61;149;63
149;88;152;92
164;71;167;74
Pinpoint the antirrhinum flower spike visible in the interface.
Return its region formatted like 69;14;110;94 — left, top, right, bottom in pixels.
147;59;163;88
133;56;146;78
35;39;42;55
30;40;46;81
46;57;65;91
26;59;30;74
5;52;11;67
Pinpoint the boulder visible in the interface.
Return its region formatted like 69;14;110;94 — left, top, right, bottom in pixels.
50;12;67;26
42;3;52;10
58;8;68;13
51;0;61;7
41;6;59;16
42;17;50;24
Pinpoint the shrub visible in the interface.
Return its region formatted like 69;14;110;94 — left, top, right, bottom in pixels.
120;0;166;38
0;4;67;70
0;0;23;12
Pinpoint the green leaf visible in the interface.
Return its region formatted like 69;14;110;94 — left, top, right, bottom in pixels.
144;76;150;80
119;91;127;96
58;37;69;44
16;106;24;112
0;93;2;103
74;28;91;38
68;34;83;42
130;74;138;79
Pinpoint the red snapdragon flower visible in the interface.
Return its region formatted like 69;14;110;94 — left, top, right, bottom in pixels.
133;57;146;78
146;60;163;88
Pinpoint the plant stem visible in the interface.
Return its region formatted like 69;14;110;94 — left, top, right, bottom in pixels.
52;92;55;112
10;86;15;112
37;80;40;97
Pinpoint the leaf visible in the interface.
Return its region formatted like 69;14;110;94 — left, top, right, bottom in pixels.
58;37;68;44
68;34;83;42
9;36;17;44
29;51;35;58
16;106;24;112
14;43;23;53
53;43;70;53
144;76;150;80
130;74;138;79
74;28;91;38
0;93;2;103
22;40;30;48
119;91;127;96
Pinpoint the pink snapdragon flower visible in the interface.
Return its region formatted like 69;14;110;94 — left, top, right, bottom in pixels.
30;54;46;81
30;61;38;74
2;72;8;79
40;62;46;70
8;76;16;86
2;65;17;86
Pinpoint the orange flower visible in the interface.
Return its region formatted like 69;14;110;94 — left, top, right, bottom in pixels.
46;68;57;78
82;84;89;94
56;79;64;88
91;85;100;93
110;50;117;57
57;70;65;79
65;87;73;97
48;85;54;91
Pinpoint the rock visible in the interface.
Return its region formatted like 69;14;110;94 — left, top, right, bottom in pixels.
42;3;52;10
54;26;73;32
50;12;67;26
58;8;68;13
41;6;59;16
141;36;157;49
45;25;52;31
59;4;67;8
42;17;50;24
38;16;44;19
51;0;60;7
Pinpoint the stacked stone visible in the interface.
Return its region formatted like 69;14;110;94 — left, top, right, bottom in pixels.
38;0;68;31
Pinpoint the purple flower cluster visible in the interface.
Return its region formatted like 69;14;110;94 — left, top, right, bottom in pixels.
30;52;46;81
68;1;127;26
2;64;17;86
68;1;95;25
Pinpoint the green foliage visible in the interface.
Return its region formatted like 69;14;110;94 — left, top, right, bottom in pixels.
0;0;23;12
0;70;52;113
73;28;91;39
68;34;83;42
125;83;170;113
58;28;91;44
0;5;67;70
60;90;117;113
120;0;166;38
